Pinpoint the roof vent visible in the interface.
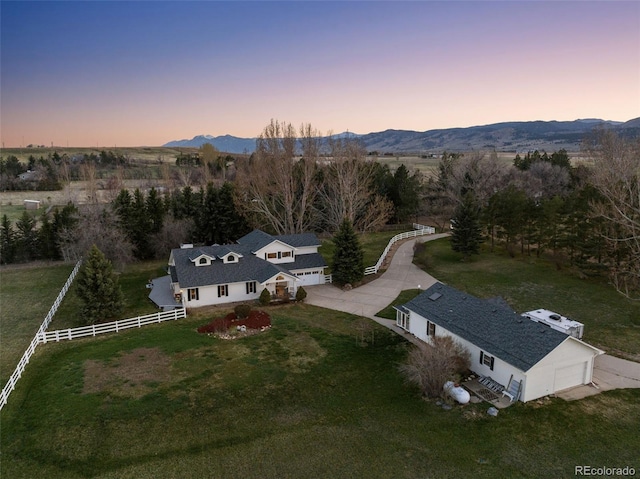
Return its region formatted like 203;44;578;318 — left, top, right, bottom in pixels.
429;293;442;301
549;314;562;321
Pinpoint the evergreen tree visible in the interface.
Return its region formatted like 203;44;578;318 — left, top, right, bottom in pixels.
450;193;483;260
0;215;16;264
76;244;124;325
145;187;165;234
38;212;57;260
332;218;364;285
390;164;422;223
15;211;39;262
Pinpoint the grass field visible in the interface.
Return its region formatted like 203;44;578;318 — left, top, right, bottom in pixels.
414;238;640;358
1;304;639;479
0;204;42;223
0;262;75;385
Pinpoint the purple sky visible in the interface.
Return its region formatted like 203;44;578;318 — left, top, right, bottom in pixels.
1;1;638;147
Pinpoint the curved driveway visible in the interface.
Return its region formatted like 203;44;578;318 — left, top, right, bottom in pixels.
306;234;448;331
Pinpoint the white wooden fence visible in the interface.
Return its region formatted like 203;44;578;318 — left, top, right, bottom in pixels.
0;260;82;410
324;224;436;282
39;308;186;343
365;224;435;276
0;260;187;411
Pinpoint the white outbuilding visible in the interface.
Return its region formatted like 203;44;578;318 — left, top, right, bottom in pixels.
396;283;603;402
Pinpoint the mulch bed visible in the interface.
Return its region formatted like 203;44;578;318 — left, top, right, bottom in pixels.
197;310;271;334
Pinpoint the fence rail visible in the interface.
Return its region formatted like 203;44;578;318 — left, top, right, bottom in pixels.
365;224;435;276
39;308;187;343
1;260;82;411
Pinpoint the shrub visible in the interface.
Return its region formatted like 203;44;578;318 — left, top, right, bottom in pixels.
295;286;307;302
259;288;271;306
234;303;251;319
197;310;271;334
398;336;470;399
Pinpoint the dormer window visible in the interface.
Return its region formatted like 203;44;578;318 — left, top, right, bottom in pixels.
199;257;207;265
227;255;236;263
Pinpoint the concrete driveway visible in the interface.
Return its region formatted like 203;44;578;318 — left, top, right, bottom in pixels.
306;233;447;325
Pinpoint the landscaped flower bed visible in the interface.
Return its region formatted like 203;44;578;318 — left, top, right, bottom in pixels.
197;310;271;335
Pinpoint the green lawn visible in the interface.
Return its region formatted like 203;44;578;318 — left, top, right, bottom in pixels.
51;260;168;330
0;204;42;223
376;288;422;319
414;238;640;357
0;262;74;385
1;304;638;478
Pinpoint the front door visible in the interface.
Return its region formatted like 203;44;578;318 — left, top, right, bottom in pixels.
275;282;287;298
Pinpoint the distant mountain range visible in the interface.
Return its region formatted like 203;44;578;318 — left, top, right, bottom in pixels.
164;118;640;154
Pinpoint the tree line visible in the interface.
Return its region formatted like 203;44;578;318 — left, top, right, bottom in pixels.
0;121;637;299
442;130;639;299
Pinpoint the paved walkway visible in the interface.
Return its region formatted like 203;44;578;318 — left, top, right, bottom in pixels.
306;232;640;399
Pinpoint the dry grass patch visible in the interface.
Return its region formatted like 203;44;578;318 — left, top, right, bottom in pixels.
83;347;171;398
282;332;327;372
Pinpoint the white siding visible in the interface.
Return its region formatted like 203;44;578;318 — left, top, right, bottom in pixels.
522;337;598;402
295;245;319;255
184;282;261;307
408;311;526;390
255;242;296;264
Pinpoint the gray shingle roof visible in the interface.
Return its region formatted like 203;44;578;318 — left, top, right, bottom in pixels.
287;253;327;270
274;233;321;248
236;230;275;252
237;229;322;251
171;244;278;288
402;283;568;372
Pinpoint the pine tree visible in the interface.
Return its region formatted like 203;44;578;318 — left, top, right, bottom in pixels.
332;218;364;285
76;244;125;325
15;211;39;262
450;193;483;261
0;215;16;264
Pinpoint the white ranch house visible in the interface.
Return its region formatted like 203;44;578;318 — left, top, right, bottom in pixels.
150;230;327;309
396;283;603;402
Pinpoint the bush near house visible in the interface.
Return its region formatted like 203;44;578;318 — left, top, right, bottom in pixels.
259;288;271;306
234;303;251;319
295;286;307;301
197;310;271;334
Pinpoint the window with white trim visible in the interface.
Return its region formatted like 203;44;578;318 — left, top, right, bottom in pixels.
246;281;256;294
198;257;207;265
217;285;228;297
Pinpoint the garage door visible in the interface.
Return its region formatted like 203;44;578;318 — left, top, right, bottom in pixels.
296;271;323;286
554;362;587;392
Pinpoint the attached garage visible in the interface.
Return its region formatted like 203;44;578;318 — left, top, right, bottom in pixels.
293;269;325;286
554;362;587;392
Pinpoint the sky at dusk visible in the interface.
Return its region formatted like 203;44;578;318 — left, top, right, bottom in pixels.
1;1;639;147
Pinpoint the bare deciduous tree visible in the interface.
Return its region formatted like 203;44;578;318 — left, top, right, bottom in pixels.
585;130;640;299
443;151;510;206
58;204;134;270
318;137;392;233
399;336;470;399
149;217;194;258
236;119;320;234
